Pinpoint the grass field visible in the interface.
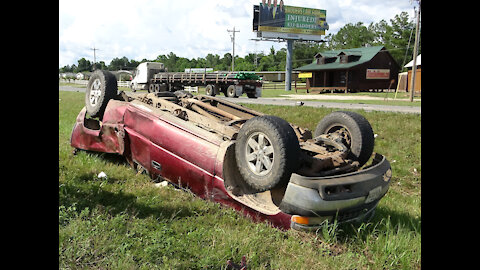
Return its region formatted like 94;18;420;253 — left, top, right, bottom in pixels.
59;90;421;269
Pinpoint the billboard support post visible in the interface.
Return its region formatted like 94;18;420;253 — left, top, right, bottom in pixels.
285;39;293;91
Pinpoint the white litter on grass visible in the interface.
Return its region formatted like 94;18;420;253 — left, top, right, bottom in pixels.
97;171;107;179
154;181;169;188
374;133;378;138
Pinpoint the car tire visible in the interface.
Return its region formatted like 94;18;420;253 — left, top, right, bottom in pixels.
226;85;237;98
314;111;374;167
85;70;118;119
235;115;301;192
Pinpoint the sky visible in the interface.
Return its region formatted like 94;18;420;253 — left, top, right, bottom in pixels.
59;0;418;68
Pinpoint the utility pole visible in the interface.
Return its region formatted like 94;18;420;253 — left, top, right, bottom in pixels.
227;27;240;71
409;0;420;102
90;45;100;70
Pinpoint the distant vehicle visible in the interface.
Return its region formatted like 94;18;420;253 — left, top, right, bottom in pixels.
73;70;392;231
129;62;262;98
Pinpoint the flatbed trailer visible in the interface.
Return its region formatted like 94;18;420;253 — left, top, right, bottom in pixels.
130;62;262;98
151;71;262;98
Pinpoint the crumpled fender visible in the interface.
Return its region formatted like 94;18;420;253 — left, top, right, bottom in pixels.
70;100;129;154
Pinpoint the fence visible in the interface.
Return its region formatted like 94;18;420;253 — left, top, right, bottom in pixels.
183;86;198;93
60;79;88;85
117;81;130;87
262;81;306;91
60;79;131;88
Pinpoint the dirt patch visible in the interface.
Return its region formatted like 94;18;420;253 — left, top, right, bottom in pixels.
281;94;387;100
280;94;420;101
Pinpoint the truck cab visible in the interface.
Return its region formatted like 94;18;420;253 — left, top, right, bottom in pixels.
130;62;165;91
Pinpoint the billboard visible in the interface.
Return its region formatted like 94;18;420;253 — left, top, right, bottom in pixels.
254;1;328;41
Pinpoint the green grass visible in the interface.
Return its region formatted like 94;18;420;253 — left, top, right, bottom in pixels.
59;90;420;269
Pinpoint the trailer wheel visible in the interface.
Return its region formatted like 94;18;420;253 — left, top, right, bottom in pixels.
226;85;237;98
314;111;374;167
85;70;118;118
148;84;155;93
235;115;301;192
205;84;216;96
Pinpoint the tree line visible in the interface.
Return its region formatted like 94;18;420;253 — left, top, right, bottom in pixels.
60;12;419;74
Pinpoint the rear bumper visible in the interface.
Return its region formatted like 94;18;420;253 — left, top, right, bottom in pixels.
290;206;377;231
279;154;391;229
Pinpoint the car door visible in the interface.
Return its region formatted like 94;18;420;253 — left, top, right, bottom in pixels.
148;111;222;198
124;102;222;199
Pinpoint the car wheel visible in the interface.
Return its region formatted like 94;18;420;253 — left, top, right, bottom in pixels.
85;70;118;119
314;111;374;167
226;85;237;98
235;115;301;192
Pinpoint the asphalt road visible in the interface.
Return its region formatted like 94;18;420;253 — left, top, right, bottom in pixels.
59;86;420;114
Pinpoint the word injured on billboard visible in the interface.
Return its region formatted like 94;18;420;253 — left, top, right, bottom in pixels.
257;1;328;36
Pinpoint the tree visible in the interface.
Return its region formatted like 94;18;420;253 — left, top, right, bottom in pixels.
234;58;255;71
222;53;232;70
292;43;324;68
205;53;221;68
75;58;92;73
328;22;375;49
258;55;274;71
108;56;130;71
387;12;417;67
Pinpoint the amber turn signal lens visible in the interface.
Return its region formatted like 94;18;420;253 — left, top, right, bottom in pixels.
291;215;310;225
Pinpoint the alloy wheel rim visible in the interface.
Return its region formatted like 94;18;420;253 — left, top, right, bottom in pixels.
89;79;102;106
245;132;274;176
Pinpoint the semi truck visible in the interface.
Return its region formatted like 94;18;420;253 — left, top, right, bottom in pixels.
129;62;262;98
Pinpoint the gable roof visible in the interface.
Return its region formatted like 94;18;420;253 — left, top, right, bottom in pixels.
404;54;421;68
295;46;386;71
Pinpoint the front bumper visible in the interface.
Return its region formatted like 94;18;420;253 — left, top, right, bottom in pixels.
279;153;391;229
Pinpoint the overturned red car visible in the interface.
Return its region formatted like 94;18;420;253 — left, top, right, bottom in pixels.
70;70;392;231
